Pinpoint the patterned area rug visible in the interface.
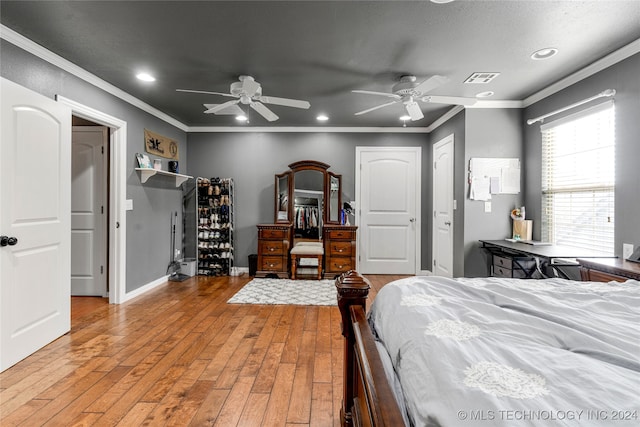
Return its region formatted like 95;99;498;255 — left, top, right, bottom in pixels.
227;278;337;306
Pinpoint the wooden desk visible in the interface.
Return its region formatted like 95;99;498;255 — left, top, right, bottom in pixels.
577;258;640;282
480;240;614;279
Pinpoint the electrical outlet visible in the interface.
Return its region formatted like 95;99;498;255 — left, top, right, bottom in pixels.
484;201;492;213
623;243;634;259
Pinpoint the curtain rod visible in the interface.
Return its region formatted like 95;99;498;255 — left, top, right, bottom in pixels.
526;89;616;125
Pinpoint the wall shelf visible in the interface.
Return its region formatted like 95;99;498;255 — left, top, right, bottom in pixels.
136;168;192;186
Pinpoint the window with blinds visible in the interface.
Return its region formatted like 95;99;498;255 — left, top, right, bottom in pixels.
540;100;615;254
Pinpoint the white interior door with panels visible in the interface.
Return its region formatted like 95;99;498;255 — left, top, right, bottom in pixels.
432;135;454;277
356;147;420;274
1;78;71;372
71;126;108;296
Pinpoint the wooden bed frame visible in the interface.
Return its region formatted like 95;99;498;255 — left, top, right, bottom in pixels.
335;271;405;427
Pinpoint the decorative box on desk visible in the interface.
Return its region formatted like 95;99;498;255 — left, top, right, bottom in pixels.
577;258;640;282
323;225;357;279
256;224;292;278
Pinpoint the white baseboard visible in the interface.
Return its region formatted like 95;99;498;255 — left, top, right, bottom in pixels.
417;269;433;276
120;275;169;303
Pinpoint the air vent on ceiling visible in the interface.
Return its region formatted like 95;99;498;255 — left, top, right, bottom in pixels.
464;72;500;84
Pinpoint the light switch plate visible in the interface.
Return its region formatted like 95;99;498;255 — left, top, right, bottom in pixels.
125;199;133;211
484;201;491;213
623;243;634;259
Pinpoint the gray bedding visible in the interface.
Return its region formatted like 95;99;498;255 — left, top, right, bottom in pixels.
368;276;640;426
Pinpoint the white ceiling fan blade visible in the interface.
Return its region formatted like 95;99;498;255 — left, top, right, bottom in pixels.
258;96;310;109
176;89;236;98
405;101;424;121
354;101;398;116
204;99;240;114
203;103;245;115
421;95;477;106
352;90;401;99
413;75;450;95
250;101;279;121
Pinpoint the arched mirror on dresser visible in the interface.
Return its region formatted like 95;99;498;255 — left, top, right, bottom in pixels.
256;160;357;279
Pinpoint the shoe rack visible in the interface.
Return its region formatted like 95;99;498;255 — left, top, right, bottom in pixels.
196;177;234;276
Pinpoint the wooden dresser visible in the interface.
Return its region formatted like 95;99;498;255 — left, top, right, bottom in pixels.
323;225;357;279
577;258;640;282
256;224;292;278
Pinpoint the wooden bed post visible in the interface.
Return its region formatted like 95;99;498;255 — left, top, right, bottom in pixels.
335;270;371;427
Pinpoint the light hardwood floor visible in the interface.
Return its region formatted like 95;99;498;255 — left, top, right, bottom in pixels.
0;274;407;426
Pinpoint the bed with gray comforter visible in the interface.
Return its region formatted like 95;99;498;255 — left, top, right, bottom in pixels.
368;276;640;426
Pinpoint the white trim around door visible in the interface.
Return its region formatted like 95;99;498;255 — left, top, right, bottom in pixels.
56;96;127;304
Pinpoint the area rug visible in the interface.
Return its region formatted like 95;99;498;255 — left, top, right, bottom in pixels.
227;278;337;306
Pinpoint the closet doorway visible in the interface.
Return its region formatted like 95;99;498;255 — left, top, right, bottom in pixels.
71;121;108;296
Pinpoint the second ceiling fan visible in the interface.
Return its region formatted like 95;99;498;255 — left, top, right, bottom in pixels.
353;75;477;121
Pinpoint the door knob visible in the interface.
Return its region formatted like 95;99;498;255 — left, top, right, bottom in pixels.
1;236;18;247
444;221;452;226
409;218;416;223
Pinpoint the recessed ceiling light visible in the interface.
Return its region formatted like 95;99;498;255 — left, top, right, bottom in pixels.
235;115;248;122
400;115;411;121
136;72;156;82
430;0;455;3
531;48;558;60
476;91;495;98
317;114;329;122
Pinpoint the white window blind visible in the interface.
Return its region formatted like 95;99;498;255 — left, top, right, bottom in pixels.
540;100;615;254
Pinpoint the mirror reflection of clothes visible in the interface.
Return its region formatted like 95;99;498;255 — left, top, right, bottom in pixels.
295;206;319;230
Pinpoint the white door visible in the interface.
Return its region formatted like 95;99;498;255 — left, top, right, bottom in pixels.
432;135;454;277
71;127;107;296
357;147;420;274
1;78;71;372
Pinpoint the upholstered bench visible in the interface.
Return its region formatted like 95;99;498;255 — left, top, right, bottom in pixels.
290;242;324;280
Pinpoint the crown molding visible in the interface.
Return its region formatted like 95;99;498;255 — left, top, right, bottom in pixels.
186;126;431;133
523;38;640;107
1;24;189;132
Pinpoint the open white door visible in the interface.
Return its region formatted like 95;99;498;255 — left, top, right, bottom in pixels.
1;78;71;371
71;127;108;296
357;147;420;274
432;135;454;277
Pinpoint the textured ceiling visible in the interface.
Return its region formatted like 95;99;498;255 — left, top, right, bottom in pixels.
1;1;639;128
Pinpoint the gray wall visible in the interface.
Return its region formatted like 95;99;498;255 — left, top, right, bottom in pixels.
463;109;525;276
186;132;431;269
524;53;640;257
1;41;188;292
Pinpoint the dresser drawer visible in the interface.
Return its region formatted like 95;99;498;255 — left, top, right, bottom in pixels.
493;265;530;278
260;256;284;271
259;228;287;239
329;241;352;256
493;265;512;278
326;229;356;240
493;255;514;269
260;240;285;255
326;257;353;273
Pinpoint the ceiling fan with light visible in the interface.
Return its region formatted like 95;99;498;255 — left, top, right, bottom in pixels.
177;75;310;122
352;75;477;121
